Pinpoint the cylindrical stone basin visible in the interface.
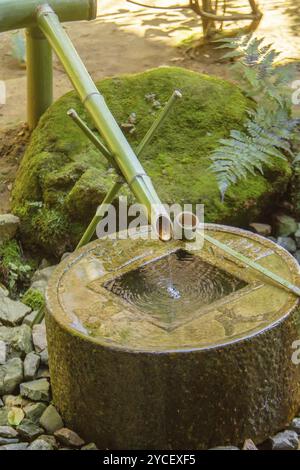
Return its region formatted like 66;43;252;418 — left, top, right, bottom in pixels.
46;224;300;449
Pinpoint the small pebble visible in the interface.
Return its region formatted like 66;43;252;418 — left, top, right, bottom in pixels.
249;223;272;237
54;428;85;448
20;378;50;402
289;417;300;435
24;402;47;424
0;425;18;438
268;430;299;450
24;352;40;381
277;236;297;254
32;323;47;353
81;442;98;450
28;439;53;450
209;446;239;450
0;442;29;450
0;437;19;445
242;438;258;450
39;404;64;434
17;419;43;441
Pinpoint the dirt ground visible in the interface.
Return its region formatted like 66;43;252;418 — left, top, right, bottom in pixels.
0;0;300;213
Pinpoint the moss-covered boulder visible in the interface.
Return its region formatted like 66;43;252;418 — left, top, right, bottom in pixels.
12;67;291;257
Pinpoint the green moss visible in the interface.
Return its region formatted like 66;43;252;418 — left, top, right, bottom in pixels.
12;67;291;256
0;240;34;297
22;288;45;311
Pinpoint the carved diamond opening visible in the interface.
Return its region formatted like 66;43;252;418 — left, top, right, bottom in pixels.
103;249;247;329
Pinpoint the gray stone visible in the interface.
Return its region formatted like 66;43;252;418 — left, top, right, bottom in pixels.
274;214;298;237
7;407;25;426
0;399;3;407
294;229;300;248
0;325;33;358
0;358;23;395
294;250;300;265
209;446;240;450
24;352;40;380
81;442;98;450
0;426;18;438
3;394;28;408
38;434;58;449
289;417;300;435
40;348;48;366
54;428;85;448
0;442;29;450
0;297;31;326
249;223;272;237
24;402;47;423
23;310;40;327
32;323;47;353
20;378;50;402
242;438;257;450
39;404;63;434
0;409;8;426
28;439;53;450
36;367;50;379
269;430;299;450
17;419;43;441
277;236;297;254
0;437;19;445
30;266;57;295
0;214;20;242
0;341;7;364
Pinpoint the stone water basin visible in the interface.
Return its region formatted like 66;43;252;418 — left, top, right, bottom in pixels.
46;224;300;449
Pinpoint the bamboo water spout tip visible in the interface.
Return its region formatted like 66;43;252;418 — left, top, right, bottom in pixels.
156;215;173;242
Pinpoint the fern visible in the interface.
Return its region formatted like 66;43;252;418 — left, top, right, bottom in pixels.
210;35;298;197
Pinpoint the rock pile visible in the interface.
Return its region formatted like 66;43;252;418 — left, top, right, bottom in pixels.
250;214;300;265
0;284;97;451
1;213;300;450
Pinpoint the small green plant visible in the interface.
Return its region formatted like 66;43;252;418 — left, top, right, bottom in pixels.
22;288;45;311
210;35;299;198
0;240;34;298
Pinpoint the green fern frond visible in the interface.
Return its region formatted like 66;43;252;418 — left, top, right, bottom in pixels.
210;107;298;199
210;34;298;198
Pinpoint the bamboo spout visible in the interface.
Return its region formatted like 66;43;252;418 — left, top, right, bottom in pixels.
37;4;172;242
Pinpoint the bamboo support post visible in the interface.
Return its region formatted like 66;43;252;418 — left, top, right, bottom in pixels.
76;180;124;250
26;27;53;129
137;90;182;157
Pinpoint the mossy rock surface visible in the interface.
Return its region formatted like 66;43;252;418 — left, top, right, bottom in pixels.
12;67;290;257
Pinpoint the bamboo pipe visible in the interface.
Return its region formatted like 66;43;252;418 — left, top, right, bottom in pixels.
26;26;53;129
0;0;97;33
37;4;172;241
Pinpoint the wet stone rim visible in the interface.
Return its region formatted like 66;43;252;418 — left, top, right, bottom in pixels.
46;224;300;353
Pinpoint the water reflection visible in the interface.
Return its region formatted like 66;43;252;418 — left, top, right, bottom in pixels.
104;249;247;326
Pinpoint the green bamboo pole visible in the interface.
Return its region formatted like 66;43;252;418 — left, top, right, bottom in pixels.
37;4;172;240
0;0;97;33
67;109;117;170
204;233;300;297
26;26;53;129
76;180;124;250
136;90;182;157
